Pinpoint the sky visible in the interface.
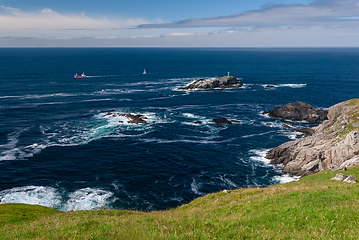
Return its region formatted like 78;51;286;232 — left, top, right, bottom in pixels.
1;0;359;47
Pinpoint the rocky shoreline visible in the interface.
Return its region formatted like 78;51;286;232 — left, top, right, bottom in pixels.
177;76;243;90
266;99;359;177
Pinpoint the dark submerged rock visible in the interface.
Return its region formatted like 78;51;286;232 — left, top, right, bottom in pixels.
211;117;232;125
282;124;294;129
177;76;243;90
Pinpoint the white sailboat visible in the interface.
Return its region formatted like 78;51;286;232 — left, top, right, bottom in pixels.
143;69;146;74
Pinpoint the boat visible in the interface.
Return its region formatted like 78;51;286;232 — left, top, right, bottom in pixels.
74;72;86;78
143;69;146;74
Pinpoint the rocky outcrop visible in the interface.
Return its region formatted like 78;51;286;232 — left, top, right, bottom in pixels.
105;112;147;124
211;117;232;125
331;173;357;183
264;101;328;123
266;99;359;177
177;76;243;90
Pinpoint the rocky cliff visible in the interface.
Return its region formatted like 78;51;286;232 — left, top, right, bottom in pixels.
177;76;243;90
266;99;359;177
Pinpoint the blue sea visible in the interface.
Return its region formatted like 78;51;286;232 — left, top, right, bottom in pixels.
0;48;358;211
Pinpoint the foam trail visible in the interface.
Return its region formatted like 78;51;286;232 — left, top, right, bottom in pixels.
0;186;116;211
241;130;276;138
190;178;203;195
262;83;307;88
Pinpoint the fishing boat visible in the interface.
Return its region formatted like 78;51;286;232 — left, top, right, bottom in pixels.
143;69;146;74
74;72;86;78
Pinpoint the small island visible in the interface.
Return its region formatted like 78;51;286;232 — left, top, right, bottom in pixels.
177;76;243;90
264;101;328;123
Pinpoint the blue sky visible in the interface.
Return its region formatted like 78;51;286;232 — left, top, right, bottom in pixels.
1;0;359;47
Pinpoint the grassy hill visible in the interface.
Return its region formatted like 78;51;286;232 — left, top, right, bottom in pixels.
1;167;359;239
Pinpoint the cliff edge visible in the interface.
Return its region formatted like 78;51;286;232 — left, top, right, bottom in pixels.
266;99;359;177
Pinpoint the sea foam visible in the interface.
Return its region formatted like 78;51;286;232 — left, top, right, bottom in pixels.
0;186;115;211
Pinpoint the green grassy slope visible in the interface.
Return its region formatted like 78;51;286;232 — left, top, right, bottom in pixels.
1;167;359;239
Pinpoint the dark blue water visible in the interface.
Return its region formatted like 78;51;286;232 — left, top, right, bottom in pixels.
0;48;358;211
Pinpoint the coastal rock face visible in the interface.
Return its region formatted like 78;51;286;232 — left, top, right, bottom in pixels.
265;101;328;123
177;76;243;90
266;99;359;177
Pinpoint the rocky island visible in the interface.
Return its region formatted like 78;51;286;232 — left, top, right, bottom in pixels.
264;101;328;123
177;76;243;90
266;99;359;177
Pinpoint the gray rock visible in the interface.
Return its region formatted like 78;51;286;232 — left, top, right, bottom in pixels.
339;156;359;168
265;101;328;123
343;175;357;183
331;166;347;172
331;173;348;181
297;128;316;137
177;76;243;90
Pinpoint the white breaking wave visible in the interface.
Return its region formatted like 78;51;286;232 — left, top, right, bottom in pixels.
262;83;307;88
249;149;271;165
0;186;62;208
272;174;300;184
249;149;299;183
63;188;116;211
0;186;115;211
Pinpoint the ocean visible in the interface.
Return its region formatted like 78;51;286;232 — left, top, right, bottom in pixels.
0;48;358;211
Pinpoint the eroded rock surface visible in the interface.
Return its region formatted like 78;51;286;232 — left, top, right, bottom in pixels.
266;99;359;177
177;76;243;90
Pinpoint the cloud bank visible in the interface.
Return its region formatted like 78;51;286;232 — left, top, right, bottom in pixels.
138;0;359;29
1;0;359;47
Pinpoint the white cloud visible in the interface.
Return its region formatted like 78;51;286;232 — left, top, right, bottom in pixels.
0;6;149;37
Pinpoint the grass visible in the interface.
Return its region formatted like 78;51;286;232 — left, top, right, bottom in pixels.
2;167;359;239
